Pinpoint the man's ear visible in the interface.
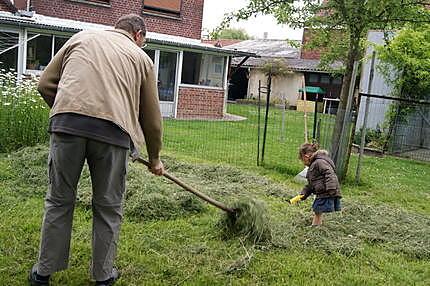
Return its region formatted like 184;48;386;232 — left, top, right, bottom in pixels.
133;31;139;42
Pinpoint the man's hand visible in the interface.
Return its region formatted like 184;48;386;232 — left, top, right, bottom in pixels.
149;160;164;176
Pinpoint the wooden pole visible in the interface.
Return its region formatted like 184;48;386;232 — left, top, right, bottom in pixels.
135;157;234;213
313;93;319;140
303;77;308;143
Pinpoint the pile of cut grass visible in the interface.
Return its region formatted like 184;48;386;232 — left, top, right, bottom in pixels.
3;145;430;257
270;199;430;259
5;146;208;221
4;146;277;224
218;198;272;244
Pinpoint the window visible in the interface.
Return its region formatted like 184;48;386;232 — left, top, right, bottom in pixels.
26;34;52;72
143;0;181;15
309;73;319;83
332;76;342;85
144;49;155;62
26;33;71;74
0;31;19;72
69;0;110;5
54;36;69;54
158;51;177;102
181;52;225;88
320;74;330;84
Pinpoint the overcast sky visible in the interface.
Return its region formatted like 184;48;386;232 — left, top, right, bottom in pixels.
202;0;303;40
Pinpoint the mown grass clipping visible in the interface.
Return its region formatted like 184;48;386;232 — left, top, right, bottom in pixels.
218;198;272;244
3;145;430;259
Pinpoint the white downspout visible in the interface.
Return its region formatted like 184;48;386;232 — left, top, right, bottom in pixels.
173;51;183;119
222;56;230;115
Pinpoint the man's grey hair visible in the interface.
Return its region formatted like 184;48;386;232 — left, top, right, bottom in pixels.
115;14;146;36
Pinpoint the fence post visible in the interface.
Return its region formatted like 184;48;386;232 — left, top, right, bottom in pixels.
302;78;308;143
261;73;272;164
316;118;321;143
281;92;286;142
257;80;262;166
355;51;376;183
313;93;319;140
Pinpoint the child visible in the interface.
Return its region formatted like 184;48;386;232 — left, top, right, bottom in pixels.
291;143;341;226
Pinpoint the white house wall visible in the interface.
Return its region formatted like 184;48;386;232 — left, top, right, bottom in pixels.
247;69;303;106
357;30;397;129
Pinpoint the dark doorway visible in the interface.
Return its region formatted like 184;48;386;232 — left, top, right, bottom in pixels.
228;67;249;101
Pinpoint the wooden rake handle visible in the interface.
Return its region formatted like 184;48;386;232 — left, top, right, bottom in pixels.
134;157;235;214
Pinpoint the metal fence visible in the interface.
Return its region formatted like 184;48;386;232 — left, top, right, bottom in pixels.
160;99;338;177
355;93;430;162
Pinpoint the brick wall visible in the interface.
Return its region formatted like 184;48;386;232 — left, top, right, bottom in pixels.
31;0;203;39
300;28;322;60
0;0;16;12
177;87;225;119
144;0;203;39
0;2;10;11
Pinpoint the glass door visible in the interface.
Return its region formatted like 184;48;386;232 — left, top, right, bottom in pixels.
157;51;177;102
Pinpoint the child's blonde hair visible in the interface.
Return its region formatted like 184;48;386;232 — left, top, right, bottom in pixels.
298;142;319;159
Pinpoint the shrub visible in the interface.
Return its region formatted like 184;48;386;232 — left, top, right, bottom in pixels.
354;125;387;150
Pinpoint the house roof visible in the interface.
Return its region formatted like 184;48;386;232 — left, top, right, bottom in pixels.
222;39;344;72
224;39;300;58
202;39;243;47
230;56;342;72
0;11;256;57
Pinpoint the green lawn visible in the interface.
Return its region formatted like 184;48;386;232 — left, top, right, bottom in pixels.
0;104;429;285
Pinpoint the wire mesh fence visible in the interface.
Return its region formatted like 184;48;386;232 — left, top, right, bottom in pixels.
162;101;338;176
355;94;430;162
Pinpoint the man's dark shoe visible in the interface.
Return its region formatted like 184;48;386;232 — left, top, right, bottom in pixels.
28;264;50;286
95;268;120;286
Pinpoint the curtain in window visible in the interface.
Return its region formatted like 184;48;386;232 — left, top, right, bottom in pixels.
144;0;181;13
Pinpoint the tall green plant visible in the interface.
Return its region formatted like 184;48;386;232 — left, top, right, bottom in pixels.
376;25;430;102
261;59;292;78
0;71;49;152
375;25;430;150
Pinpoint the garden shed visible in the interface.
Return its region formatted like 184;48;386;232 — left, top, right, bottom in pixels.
224;39;343;109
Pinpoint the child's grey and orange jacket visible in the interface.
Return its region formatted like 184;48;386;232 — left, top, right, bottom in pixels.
37;29;162;162
300;150;341;199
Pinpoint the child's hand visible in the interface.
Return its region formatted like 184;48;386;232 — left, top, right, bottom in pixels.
289;194;304;205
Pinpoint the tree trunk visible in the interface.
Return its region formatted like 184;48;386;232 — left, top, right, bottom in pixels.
330;37;360;180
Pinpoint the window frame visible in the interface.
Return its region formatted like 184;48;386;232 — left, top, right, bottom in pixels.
180;51;226;89
308;73;320;83
24;30;71;76
67;0;111;8
320;74;331;84
143;0;182;17
0;29;20;73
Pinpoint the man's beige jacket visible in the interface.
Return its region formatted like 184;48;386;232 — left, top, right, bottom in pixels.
38;29;162;162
